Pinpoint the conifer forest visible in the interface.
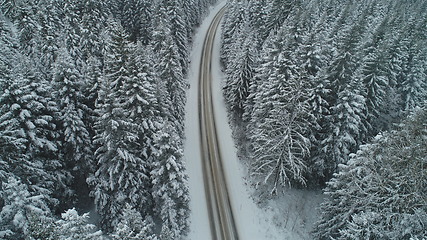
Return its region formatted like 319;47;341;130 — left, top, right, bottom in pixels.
1;0;426;239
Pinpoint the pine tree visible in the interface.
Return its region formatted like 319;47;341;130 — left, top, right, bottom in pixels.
121;0;144;42
0;14;22;170
314;105;427;240
52;44;94;207
182;0;199;38
247;0;270;44
223;21;257;117
112;204;157;240
0;49;71;209
127;42;162;156
154;0;189;74
264;0;297;34
79;0;108;61
221;0;247;67
327;79;367;166
138;0;153;45
402;46;427;111
90;20;154;231
0;176;52;239
54;208;103;240
151;122;190;239
248;38;312;192
153;27;187;133
314;17;367;172
359;49;390;132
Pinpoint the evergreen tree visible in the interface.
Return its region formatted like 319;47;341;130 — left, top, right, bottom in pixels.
402;46;427;111
221;0;246;67
153;0;189;74
54;208;103;240
151;122;190;239
182;0;200;38
112;204;157;240
223;20;257;117
52;44;94;207
153;28;187;133
0;176;52;239
0;50;71;210
121;0;144;42
138;0;153;45
314;105;427;240
248;39;312;192
247;0;270;44
326;79;367;166
264;0;297;34
79;0;108;61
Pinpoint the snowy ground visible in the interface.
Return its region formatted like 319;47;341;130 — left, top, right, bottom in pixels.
184;2;324;239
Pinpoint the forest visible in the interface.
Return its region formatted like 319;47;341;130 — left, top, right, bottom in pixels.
222;0;426;239
1;0;426;239
0;0;217;239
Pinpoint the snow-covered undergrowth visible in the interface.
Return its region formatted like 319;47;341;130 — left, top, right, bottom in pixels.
184;1;323;239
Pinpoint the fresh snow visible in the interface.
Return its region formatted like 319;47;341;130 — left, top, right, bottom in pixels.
184;1;323;239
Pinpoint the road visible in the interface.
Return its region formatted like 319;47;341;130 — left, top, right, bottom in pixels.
198;5;239;240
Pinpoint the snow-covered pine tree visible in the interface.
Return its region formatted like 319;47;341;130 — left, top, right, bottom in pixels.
182;0;200;38
221;0;247;67
138;0;154;45
315;15;367;171
248;32;312;192
151;122;190;239
52;44;94;207
243;31;280;125
247;0;270;45
0;14;21;165
112;204;157;240
121;0;145;42
0;0;40;50
152;22;187;134
297;11;333;182
314;105;427;240
402;46;427;111
327;79;367;166
127;42;162;154
153;0;189;74
90;20;152;231
78;0;108;61
0;46;71;210
358;49;390;132
0;176;52;239
54;208;103;240
223;19;257;118
264;0;297;35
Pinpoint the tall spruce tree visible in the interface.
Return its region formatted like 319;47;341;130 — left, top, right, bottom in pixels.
90;20;152;231
248;32;312;192
223;20;257;117
151;122;190;240
52;44;94;207
314;105;427;240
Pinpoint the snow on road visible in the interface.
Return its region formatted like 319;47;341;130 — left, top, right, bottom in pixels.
184;1;323;239
184;1;273;239
183;2;226;239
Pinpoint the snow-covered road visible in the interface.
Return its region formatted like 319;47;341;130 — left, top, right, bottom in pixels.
184;2;277;239
184;1;323;240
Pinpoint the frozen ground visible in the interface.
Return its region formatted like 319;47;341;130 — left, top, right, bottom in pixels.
183;1;324;239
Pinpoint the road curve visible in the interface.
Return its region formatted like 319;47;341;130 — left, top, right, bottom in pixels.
198;5;239;240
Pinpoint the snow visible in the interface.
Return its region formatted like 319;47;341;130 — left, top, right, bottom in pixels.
184;2;225;239
184;1;323;239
